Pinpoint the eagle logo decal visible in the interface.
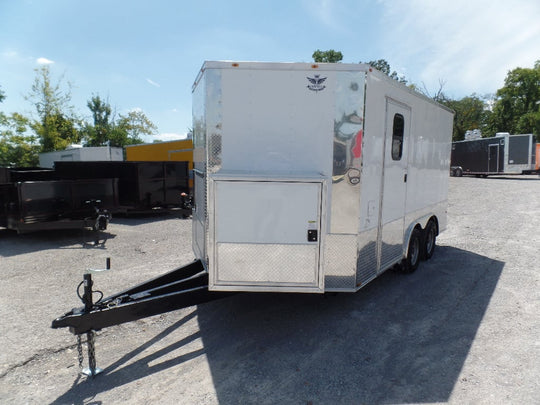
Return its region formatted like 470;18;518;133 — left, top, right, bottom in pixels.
307;75;327;92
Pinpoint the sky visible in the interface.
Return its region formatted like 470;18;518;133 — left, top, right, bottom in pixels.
1;0;539;142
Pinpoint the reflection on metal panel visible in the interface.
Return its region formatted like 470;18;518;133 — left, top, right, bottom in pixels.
324;234;357;290
330;72;365;234
356;228;378;287
216;243;319;286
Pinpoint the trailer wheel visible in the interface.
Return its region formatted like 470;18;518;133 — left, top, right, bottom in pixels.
402;228;421;273
423;220;437;260
455;167;463;177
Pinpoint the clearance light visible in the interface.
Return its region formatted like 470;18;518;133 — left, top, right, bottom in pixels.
311;64;319;69
232;63;239;67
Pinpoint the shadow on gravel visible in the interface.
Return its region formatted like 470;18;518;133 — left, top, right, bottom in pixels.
197;245;504;404
50;311;204;405
50;246;503;404
0;229;115;257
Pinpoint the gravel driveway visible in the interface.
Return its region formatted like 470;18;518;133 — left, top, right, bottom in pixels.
1;175;539;404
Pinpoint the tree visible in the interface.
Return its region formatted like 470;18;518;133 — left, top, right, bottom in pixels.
117;109;157;146
82;95;114;146
312;49;343;63
487;60;540;139
82;96;157;147
439;94;490;141
1;88;40;167
363;59;407;84
517;110;540;139
26;65;81;152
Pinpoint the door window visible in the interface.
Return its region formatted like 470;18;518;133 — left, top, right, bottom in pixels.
391;113;404;160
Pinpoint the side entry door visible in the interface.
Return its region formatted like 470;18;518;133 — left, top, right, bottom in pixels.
379;99;411;271
488;144;499;173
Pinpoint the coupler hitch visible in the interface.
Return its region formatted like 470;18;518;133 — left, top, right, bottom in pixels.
73;259;111;376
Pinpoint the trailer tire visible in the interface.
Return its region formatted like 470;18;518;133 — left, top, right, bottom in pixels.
402;228;421;273
423;220;437;260
455;167;463;177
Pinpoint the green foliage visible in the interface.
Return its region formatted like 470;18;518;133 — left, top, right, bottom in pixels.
82;95;114;146
486;60;540;139
363;59;407;84
312;49;343;63
439;94;489;141
0;111;40;167
117;109;157;145
1;87;40;167
88;95;112;128
26;66;80;152
4;69;159;161
31;112;81;151
82;96;156;147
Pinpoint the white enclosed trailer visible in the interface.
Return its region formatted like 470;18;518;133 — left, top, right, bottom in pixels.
192;61;454;293
39;146;123;168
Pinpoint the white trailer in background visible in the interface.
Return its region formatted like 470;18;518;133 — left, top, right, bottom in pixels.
38;146;123;168
191;61;454;293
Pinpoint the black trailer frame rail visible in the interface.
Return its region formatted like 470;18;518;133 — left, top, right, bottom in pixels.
52;259;231;336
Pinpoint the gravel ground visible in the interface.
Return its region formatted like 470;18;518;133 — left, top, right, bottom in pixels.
0;175;539;404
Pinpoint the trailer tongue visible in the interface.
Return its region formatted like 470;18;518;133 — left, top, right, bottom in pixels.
52;260;231;335
51;259;232;375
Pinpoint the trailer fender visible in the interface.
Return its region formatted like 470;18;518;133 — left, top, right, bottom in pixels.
403;223;423;259
402;214;439;258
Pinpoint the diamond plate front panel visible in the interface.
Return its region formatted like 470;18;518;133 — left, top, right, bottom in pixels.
324;234;357;290
215;243;319;287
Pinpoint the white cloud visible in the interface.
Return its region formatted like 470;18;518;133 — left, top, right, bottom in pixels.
378;0;540;96
146;78;160;87
2;50;19;59
36;57;54;65
303;0;350;33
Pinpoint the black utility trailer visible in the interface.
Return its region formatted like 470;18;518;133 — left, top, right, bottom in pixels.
450;133;537;177
0;178;115;234
1;167;115;234
53;161;191;215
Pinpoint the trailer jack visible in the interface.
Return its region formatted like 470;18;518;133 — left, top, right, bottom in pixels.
52;259;232;377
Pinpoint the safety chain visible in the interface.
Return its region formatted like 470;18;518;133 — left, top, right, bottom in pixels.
73;271;105;378
75;331;103;377
77;334;84;370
